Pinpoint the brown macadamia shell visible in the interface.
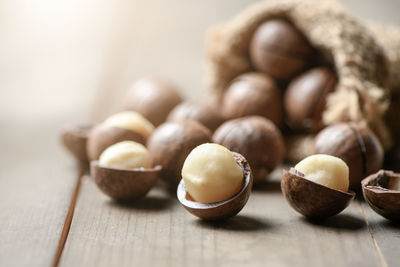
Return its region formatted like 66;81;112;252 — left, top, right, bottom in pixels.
222;72;282;126
281;168;355;219
284;67;337;132
91;161;160;201
213;116;285;183
147;121;212;188
87;124;146;161
249;19;313;80
123;77;183;126
60;124;91;162
167;102;224;132
177;152;253;220
362;170;400;222
314;123;384;190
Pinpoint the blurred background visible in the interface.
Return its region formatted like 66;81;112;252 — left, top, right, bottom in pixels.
0;0;399;125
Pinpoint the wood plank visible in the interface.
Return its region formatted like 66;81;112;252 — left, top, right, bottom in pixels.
361;202;400;267
0;118;80;267
59;169;383;267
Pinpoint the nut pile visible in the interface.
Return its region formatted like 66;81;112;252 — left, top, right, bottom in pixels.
61;17;398;222
220;19;336;134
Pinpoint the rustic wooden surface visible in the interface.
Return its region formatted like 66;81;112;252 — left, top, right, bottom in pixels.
0;0;399;267
0;119;79;267
59;171;387;267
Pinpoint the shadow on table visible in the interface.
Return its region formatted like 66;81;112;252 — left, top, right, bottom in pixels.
353;192;365;202
107;195;174;211
252;180;282;193
302;214;366;231
370;219;400;229
194;215;273;232
382;220;400;228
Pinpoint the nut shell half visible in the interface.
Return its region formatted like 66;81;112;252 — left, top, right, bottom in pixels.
281;168;355;219
60;124;91;162
177;152;253;220
87;124;146;161
91;161;161;201
362;170;400;222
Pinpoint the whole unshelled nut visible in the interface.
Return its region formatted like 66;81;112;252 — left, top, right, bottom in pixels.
284;67;337;132
147;120;212;188
213;116;285;183
222;72;282;126
123;77;183;126
167;101;224;132
250;19;313;80
314;123;384;190
60;124;92;162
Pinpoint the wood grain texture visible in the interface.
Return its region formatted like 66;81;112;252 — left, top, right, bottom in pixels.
59;169;383;267
361;202;400;267
0;119;79;267
0;1;399;267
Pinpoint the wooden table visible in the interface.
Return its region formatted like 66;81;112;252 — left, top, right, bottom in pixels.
0;1;399;267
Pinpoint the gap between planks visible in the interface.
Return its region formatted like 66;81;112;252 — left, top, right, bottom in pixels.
52;164;87;267
359;202;388;267
51;24;133;265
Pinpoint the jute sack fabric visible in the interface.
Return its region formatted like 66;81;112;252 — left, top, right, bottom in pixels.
369;24;400;147
204;0;393;160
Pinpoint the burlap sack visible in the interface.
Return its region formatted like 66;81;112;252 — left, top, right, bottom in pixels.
369;24;400;147
204;0;393;161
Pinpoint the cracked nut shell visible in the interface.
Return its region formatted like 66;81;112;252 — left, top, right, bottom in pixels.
249;19;313;80
91;161;161;201
147;121;212;188
281;168;355;218
123;77;183;126
222;72;282;126
284;67;337;132
314;123;384;190
177;152;253;220
213;116;284;183
60;124;91;162
167;101;224;132
362;170;400;222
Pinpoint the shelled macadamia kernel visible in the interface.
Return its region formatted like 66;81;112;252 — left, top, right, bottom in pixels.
182;143;244;203
99;141;152;169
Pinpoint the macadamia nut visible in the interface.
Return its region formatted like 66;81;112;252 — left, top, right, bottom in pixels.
182;143;243;203
104;111;154;139
99;141;152;169
295;154;349;192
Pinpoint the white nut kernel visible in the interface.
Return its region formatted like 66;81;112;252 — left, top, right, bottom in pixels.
295;154;349;192
104;111;155;138
99;141;152;169
182;143;244;203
